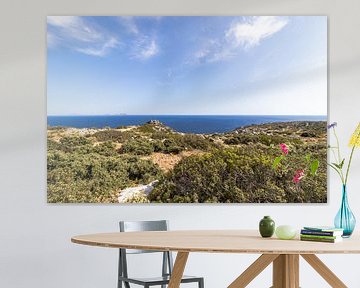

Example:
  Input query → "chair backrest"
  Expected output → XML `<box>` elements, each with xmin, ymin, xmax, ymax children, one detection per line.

<box><xmin>118</xmin><ymin>220</ymin><xmax>173</xmax><ymax>283</ymax></box>
<box><xmin>120</xmin><ymin>220</ymin><xmax>168</xmax><ymax>232</ymax></box>
<box><xmin>119</xmin><ymin>220</ymin><xmax>169</xmax><ymax>254</ymax></box>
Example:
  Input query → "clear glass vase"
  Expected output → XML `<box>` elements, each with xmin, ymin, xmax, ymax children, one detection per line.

<box><xmin>334</xmin><ymin>185</ymin><xmax>356</xmax><ymax>237</ymax></box>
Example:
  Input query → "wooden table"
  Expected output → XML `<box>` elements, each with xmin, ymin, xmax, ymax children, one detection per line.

<box><xmin>71</xmin><ymin>230</ymin><xmax>360</xmax><ymax>288</ymax></box>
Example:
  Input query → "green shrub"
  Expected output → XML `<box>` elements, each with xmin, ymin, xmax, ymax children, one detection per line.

<box><xmin>93</xmin><ymin>130</ymin><xmax>130</xmax><ymax>143</ymax></box>
<box><xmin>135</xmin><ymin>124</ymin><xmax>157</xmax><ymax>134</ymax></box>
<box><xmin>60</xmin><ymin>136</ymin><xmax>92</xmax><ymax>146</ymax></box>
<box><xmin>224</xmin><ymin>134</ymin><xmax>303</xmax><ymax>146</ymax></box>
<box><xmin>224</xmin><ymin>134</ymin><xmax>287</xmax><ymax>146</ymax></box>
<box><xmin>162</xmin><ymin>139</ymin><xmax>184</xmax><ymax>154</ymax></box>
<box><xmin>152</xmin><ymin>140</ymin><xmax>166</xmax><ymax>152</ymax></box>
<box><xmin>93</xmin><ymin>142</ymin><xmax>118</xmax><ymax>156</ymax></box>
<box><xmin>53</xmin><ymin>136</ymin><xmax>94</xmax><ymax>153</ymax></box>
<box><xmin>120</xmin><ymin>139</ymin><xmax>154</xmax><ymax>155</ymax></box>
<box><xmin>181</xmin><ymin>134</ymin><xmax>212</xmax><ymax>150</ymax></box>
<box><xmin>48</xmin><ymin>135</ymin><xmax>162</xmax><ymax>203</ymax></box>
<box><xmin>149</xmin><ymin>145</ymin><xmax>327</xmax><ymax>203</ymax></box>
<box><xmin>150</xmin><ymin>133</ymin><xmax>213</xmax><ymax>154</ymax></box>
<box><xmin>127</xmin><ymin>157</ymin><xmax>163</xmax><ymax>182</ymax></box>
<box><xmin>47</xmin><ymin>151</ymin><xmax>162</xmax><ymax>203</ymax></box>
<box><xmin>47</xmin><ymin>139</ymin><xmax>62</xmax><ymax>150</ymax></box>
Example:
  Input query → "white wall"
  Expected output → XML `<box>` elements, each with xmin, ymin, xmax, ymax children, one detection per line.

<box><xmin>1</xmin><ymin>0</ymin><xmax>360</xmax><ymax>287</ymax></box>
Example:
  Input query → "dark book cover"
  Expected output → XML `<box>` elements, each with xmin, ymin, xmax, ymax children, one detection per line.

<box><xmin>300</xmin><ymin>229</ymin><xmax>341</xmax><ymax>237</ymax></box>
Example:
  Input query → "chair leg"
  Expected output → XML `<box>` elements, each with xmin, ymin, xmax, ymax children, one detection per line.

<box><xmin>118</xmin><ymin>249</ymin><xmax>122</xmax><ymax>288</ymax></box>
<box><xmin>161</xmin><ymin>252</ymin><xmax>168</xmax><ymax>288</ymax></box>
<box><xmin>199</xmin><ymin>278</ymin><xmax>204</xmax><ymax>288</ymax></box>
<box><xmin>118</xmin><ymin>279</ymin><xmax>130</xmax><ymax>288</ymax></box>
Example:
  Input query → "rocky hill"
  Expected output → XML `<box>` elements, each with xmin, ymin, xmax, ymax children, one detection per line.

<box><xmin>47</xmin><ymin>120</ymin><xmax>327</xmax><ymax>203</ymax></box>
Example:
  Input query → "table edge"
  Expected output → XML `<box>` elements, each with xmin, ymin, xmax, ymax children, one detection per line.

<box><xmin>71</xmin><ymin>235</ymin><xmax>360</xmax><ymax>255</ymax></box>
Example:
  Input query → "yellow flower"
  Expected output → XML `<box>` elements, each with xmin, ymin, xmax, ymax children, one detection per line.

<box><xmin>349</xmin><ymin>122</ymin><xmax>360</xmax><ymax>147</ymax></box>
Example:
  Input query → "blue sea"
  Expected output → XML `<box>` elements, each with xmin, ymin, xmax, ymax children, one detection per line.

<box><xmin>47</xmin><ymin>115</ymin><xmax>327</xmax><ymax>134</ymax></box>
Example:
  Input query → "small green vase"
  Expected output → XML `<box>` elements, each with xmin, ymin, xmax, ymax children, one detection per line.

<box><xmin>259</xmin><ymin>216</ymin><xmax>275</xmax><ymax>238</ymax></box>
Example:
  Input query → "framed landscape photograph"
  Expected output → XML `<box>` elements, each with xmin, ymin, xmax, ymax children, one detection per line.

<box><xmin>47</xmin><ymin>16</ymin><xmax>327</xmax><ymax>203</ymax></box>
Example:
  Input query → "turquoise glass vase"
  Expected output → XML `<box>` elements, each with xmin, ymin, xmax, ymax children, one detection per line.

<box><xmin>334</xmin><ymin>185</ymin><xmax>356</xmax><ymax>237</ymax></box>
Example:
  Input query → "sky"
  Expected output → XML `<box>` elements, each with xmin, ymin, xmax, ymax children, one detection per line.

<box><xmin>47</xmin><ymin>16</ymin><xmax>327</xmax><ymax>116</ymax></box>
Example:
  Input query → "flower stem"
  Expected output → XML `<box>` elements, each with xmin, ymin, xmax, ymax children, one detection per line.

<box><xmin>333</xmin><ymin>127</ymin><xmax>346</xmax><ymax>183</ymax></box>
<box><xmin>330</xmin><ymin>147</ymin><xmax>339</xmax><ymax>164</ymax></box>
<box><xmin>345</xmin><ymin>145</ymin><xmax>356</xmax><ymax>185</ymax></box>
<box><xmin>333</xmin><ymin>127</ymin><xmax>342</xmax><ymax>164</ymax></box>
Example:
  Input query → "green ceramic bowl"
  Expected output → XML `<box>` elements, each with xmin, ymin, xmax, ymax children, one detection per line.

<box><xmin>275</xmin><ymin>225</ymin><xmax>297</xmax><ymax>240</ymax></box>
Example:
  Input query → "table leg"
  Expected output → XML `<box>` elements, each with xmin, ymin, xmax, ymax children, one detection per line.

<box><xmin>228</xmin><ymin>254</ymin><xmax>279</xmax><ymax>288</ymax></box>
<box><xmin>301</xmin><ymin>254</ymin><xmax>347</xmax><ymax>288</ymax></box>
<box><xmin>168</xmin><ymin>252</ymin><xmax>189</xmax><ymax>288</ymax></box>
<box><xmin>272</xmin><ymin>254</ymin><xmax>299</xmax><ymax>288</ymax></box>
<box><xmin>228</xmin><ymin>253</ymin><xmax>348</xmax><ymax>288</ymax></box>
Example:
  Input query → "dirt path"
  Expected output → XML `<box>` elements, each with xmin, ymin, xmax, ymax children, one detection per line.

<box><xmin>142</xmin><ymin>150</ymin><xmax>205</xmax><ymax>171</ymax></box>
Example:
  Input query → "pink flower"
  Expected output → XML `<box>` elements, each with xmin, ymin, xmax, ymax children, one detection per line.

<box><xmin>293</xmin><ymin>170</ymin><xmax>305</xmax><ymax>184</ymax></box>
<box><xmin>279</xmin><ymin>143</ymin><xmax>289</xmax><ymax>155</ymax></box>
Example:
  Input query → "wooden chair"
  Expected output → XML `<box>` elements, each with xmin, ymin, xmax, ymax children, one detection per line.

<box><xmin>118</xmin><ymin>220</ymin><xmax>204</xmax><ymax>288</ymax></box>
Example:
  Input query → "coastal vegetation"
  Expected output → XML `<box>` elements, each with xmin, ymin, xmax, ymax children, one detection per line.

<box><xmin>47</xmin><ymin>121</ymin><xmax>327</xmax><ymax>203</ymax></box>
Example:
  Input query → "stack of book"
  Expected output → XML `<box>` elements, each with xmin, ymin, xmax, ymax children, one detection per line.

<box><xmin>300</xmin><ymin>226</ymin><xmax>344</xmax><ymax>243</ymax></box>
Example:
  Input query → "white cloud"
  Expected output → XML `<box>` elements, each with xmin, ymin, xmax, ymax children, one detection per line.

<box><xmin>190</xmin><ymin>39</ymin><xmax>232</xmax><ymax>64</ymax></box>
<box><xmin>76</xmin><ymin>37</ymin><xmax>119</xmax><ymax>57</ymax></box>
<box><xmin>192</xmin><ymin>40</ymin><xmax>216</xmax><ymax>63</ymax></box>
<box><xmin>189</xmin><ymin>16</ymin><xmax>288</xmax><ymax>65</ymax></box>
<box><xmin>132</xmin><ymin>37</ymin><xmax>159</xmax><ymax>60</ymax></box>
<box><xmin>118</xmin><ymin>16</ymin><xmax>162</xmax><ymax>35</ymax></box>
<box><xmin>47</xmin><ymin>16</ymin><xmax>102</xmax><ymax>42</ymax></box>
<box><xmin>117</xmin><ymin>16</ymin><xmax>160</xmax><ymax>61</ymax></box>
<box><xmin>207</xmin><ymin>48</ymin><xmax>235</xmax><ymax>63</ymax></box>
<box><xmin>226</xmin><ymin>16</ymin><xmax>288</xmax><ymax>50</ymax></box>
<box><xmin>141</xmin><ymin>40</ymin><xmax>159</xmax><ymax>58</ymax></box>
<box><xmin>118</xmin><ymin>16</ymin><xmax>139</xmax><ymax>35</ymax></box>
<box><xmin>47</xmin><ymin>16</ymin><xmax>119</xmax><ymax>57</ymax></box>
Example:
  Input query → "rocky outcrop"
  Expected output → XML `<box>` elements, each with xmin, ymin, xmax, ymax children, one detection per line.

<box><xmin>146</xmin><ymin>120</ymin><xmax>162</xmax><ymax>125</ymax></box>
<box><xmin>145</xmin><ymin>120</ymin><xmax>175</xmax><ymax>132</ymax></box>
<box><xmin>118</xmin><ymin>180</ymin><xmax>159</xmax><ymax>203</ymax></box>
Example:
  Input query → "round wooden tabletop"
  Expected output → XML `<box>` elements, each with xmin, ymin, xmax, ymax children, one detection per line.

<box><xmin>71</xmin><ymin>230</ymin><xmax>360</xmax><ymax>254</ymax></box>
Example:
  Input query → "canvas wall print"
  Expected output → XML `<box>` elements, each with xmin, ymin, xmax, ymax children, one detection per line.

<box><xmin>47</xmin><ymin>16</ymin><xmax>327</xmax><ymax>203</ymax></box>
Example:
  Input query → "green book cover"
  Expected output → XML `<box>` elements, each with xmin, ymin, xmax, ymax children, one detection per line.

<box><xmin>300</xmin><ymin>234</ymin><xmax>338</xmax><ymax>240</ymax></box>
<box><xmin>300</xmin><ymin>236</ymin><xmax>342</xmax><ymax>243</ymax></box>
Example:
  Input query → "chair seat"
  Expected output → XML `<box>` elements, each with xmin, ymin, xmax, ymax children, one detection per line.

<box><xmin>119</xmin><ymin>274</ymin><xmax>203</xmax><ymax>285</ymax></box>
